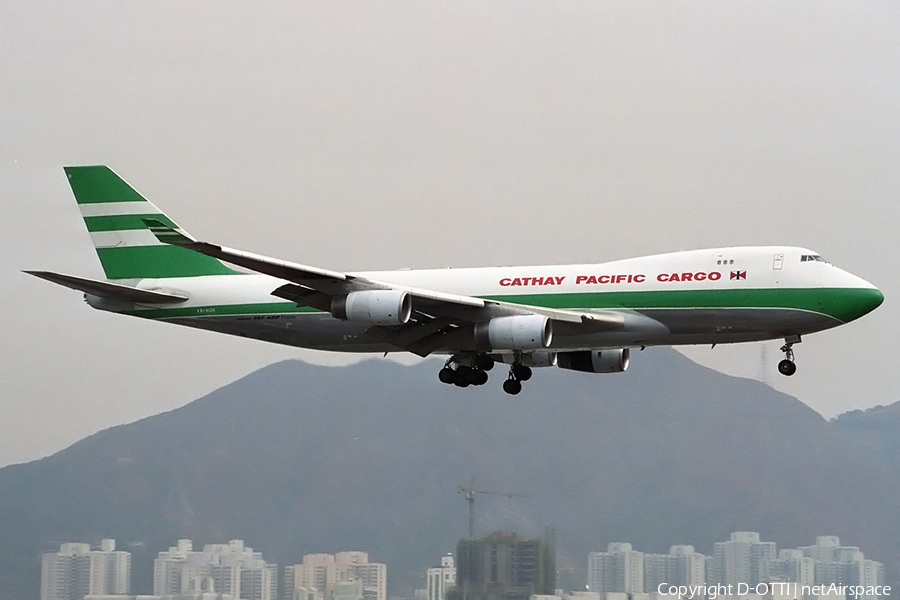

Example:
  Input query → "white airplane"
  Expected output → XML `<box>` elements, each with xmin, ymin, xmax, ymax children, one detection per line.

<box><xmin>27</xmin><ymin>166</ymin><xmax>884</xmax><ymax>394</ymax></box>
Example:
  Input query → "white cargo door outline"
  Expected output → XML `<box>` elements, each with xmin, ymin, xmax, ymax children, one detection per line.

<box><xmin>773</xmin><ymin>253</ymin><xmax>784</xmax><ymax>270</ymax></box>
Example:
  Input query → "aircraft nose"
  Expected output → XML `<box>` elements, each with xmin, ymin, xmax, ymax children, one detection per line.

<box><xmin>837</xmin><ymin>285</ymin><xmax>884</xmax><ymax>322</ymax></box>
<box><xmin>863</xmin><ymin>286</ymin><xmax>884</xmax><ymax>313</ymax></box>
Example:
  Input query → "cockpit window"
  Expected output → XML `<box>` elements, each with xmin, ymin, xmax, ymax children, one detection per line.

<box><xmin>800</xmin><ymin>254</ymin><xmax>826</xmax><ymax>263</ymax></box>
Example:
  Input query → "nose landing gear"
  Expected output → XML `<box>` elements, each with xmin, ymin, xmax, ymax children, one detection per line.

<box><xmin>778</xmin><ymin>335</ymin><xmax>800</xmax><ymax>376</ymax></box>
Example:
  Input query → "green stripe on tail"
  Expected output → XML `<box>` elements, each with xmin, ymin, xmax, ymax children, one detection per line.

<box><xmin>65</xmin><ymin>165</ymin><xmax>146</xmax><ymax>204</ymax></box>
<box><xmin>95</xmin><ymin>246</ymin><xmax>238</xmax><ymax>279</ymax></box>
<box><xmin>65</xmin><ymin>165</ymin><xmax>241</xmax><ymax>280</ymax></box>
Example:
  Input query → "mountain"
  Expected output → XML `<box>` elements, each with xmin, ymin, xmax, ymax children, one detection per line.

<box><xmin>833</xmin><ymin>402</ymin><xmax>900</xmax><ymax>470</ymax></box>
<box><xmin>1</xmin><ymin>349</ymin><xmax>898</xmax><ymax>599</ymax></box>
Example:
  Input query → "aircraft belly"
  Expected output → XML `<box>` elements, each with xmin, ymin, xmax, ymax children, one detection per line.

<box><xmin>547</xmin><ymin>307</ymin><xmax>840</xmax><ymax>351</ymax></box>
<box><xmin>162</xmin><ymin>306</ymin><xmax>841</xmax><ymax>355</ymax></box>
<box><xmin>639</xmin><ymin>307</ymin><xmax>840</xmax><ymax>336</ymax></box>
<box><xmin>165</xmin><ymin>313</ymin><xmax>397</xmax><ymax>353</ymax></box>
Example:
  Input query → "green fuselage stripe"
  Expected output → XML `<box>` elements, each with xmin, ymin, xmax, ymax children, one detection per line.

<box><xmin>97</xmin><ymin>246</ymin><xmax>241</xmax><ymax>279</ymax></box>
<box><xmin>121</xmin><ymin>286</ymin><xmax>876</xmax><ymax>324</ymax></box>
<box><xmin>125</xmin><ymin>302</ymin><xmax>316</xmax><ymax>318</ymax></box>
<box><xmin>84</xmin><ymin>214</ymin><xmax>178</xmax><ymax>232</ymax></box>
<box><xmin>482</xmin><ymin>287</ymin><xmax>877</xmax><ymax>323</ymax></box>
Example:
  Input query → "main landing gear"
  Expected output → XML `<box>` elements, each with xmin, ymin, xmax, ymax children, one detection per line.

<box><xmin>438</xmin><ymin>354</ymin><xmax>533</xmax><ymax>395</ymax></box>
<box><xmin>438</xmin><ymin>354</ymin><xmax>495</xmax><ymax>388</ymax></box>
<box><xmin>502</xmin><ymin>363</ymin><xmax>532</xmax><ymax>396</ymax></box>
<box><xmin>777</xmin><ymin>335</ymin><xmax>800</xmax><ymax>376</ymax></box>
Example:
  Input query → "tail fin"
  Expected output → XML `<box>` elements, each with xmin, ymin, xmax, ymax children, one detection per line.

<box><xmin>65</xmin><ymin>166</ymin><xmax>239</xmax><ymax>280</ymax></box>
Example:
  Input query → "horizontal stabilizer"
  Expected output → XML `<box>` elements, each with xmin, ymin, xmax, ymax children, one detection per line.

<box><xmin>23</xmin><ymin>271</ymin><xmax>188</xmax><ymax>304</ymax></box>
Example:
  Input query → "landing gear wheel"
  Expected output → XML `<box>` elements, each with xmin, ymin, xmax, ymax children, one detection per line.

<box><xmin>778</xmin><ymin>359</ymin><xmax>797</xmax><ymax>376</ymax></box>
<box><xmin>441</xmin><ymin>356</ymin><xmax>489</xmax><ymax>390</ymax></box>
<box><xmin>475</xmin><ymin>355</ymin><xmax>495</xmax><ymax>371</ymax></box>
<box><xmin>438</xmin><ymin>367</ymin><xmax>455</xmax><ymax>384</ymax></box>
<box><xmin>453</xmin><ymin>368</ymin><xmax>471</xmax><ymax>387</ymax></box>
<box><xmin>778</xmin><ymin>336</ymin><xmax>800</xmax><ymax>377</ymax></box>
<box><xmin>503</xmin><ymin>378</ymin><xmax>522</xmax><ymax>395</ymax></box>
<box><xmin>462</xmin><ymin>366</ymin><xmax>482</xmax><ymax>385</ymax></box>
<box><xmin>511</xmin><ymin>364</ymin><xmax>532</xmax><ymax>381</ymax></box>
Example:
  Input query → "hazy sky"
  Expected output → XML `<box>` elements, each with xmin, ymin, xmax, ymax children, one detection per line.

<box><xmin>1</xmin><ymin>2</ymin><xmax>898</xmax><ymax>468</ymax></box>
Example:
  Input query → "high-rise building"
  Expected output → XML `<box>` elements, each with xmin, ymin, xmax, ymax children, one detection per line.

<box><xmin>798</xmin><ymin>537</ymin><xmax>885</xmax><ymax>599</ymax></box>
<box><xmin>451</xmin><ymin>531</ymin><xmax>555</xmax><ymax>600</ymax></box>
<box><xmin>284</xmin><ymin>552</ymin><xmax>386</xmax><ymax>600</ymax></box>
<box><xmin>41</xmin><ymin>539</ymin><xmax>131</xmax><ymax>600</ymax></box>
<box><xmin>339</xmin><ymin>553</ymin><xmax>386</xmax><ymax>600</ymax></box>
<box><xmin>766</xmin><ymin>549</ymin><xmax>815</xmax><ymax>587</ymax></box>
<box><xmin>712</xmin><ymin>532</ymin><xmax>774</xmax><ymax>586</ymax></box>
<box><xmin>670</xmin><ymin>545</ymin><xmax>706</xmax><ymax>588</ymax></box>
<box><xmin>153</xmin><ymin>539</ymin><xmax>276</xmax><ymax>600</ymax></box>
<box><xmin>427</xmin><ymin>555</ymin><xmax>456</xmax><ymax>600</ymax></box>
<box><xmin>642</xmin><ymin>545</ymin><xmax>707</xmax><ymax>592</ymax></box>
<box><xmin>861</xmin><ymin>560</ymin><xmax>886</xmax><ymax>599</ymax></box>
<box><xmin>285</xmin><ymin>554</ymin><xmax>335</xmax><ymax>600</ymax></box>
<box><xmin>642</xmin><ymin>553</ymin><xmax>671</xmax><ymax>592</ymax></box>
<box><xmin>155</xmin><ymin>540</ymin><xmax>196</xmax><ymax>596</ymax></box>
<box><xmin>588</xmin><ymin>543</ymin><xmax>643</xmax><ymax>594</ymax></box>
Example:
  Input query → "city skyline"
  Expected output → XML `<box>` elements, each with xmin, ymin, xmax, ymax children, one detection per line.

<box><xmin>38</xmin><ymin>529</ymin><xmax>889</xmax><ymax>600</ymax></box>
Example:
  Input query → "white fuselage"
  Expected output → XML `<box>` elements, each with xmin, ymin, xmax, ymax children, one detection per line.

<box><xmin>100</xmin><ymin>246</ymin><xmax>881</xmax><ymax>357</ymax></box>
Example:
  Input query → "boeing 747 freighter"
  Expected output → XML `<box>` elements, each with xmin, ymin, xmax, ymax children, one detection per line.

<box><xmin>27</xmin><ymin>166</ymin><xmax>884</xmax><ymax>394</ymax></box>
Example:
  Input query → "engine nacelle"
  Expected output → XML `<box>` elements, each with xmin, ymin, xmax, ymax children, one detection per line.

<box><xmin>475</xmin><ymin>315</ymin><xmax>552</xmax><ymax>350</ymax></box>
<box><xmin>331</xmin><ymin>290</ymin><xmax>412</xmax><ymax>326</ymax></box>
<box><xmin>557</xmin><ymin>349</ymin><xmax>630</xmax><ymax>373</ymax></box>
<box><xmin>522</xmin><ymin>351</ymin><xmax>557</xmax><ymax>368</ymax></box>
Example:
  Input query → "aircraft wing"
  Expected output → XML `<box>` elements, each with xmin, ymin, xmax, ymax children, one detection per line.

<box><xmin>144</xmin><ymin>219</ymin><xmax>624</xmax><ymax>355</ymax></box>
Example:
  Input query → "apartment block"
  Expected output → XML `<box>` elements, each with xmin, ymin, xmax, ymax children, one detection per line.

<box><xmin>426</xmin><ymin>555</ymin><xmax>456</xmax><ymax>600</ymax></box>
<box><xmin>587</xmin><ymin>543</ymin><xmax>643</xmax><ymax>594</ymax></box>
<box><xmin>42</xmin><ymin>539</ymin><xmax>131</xmax><ymax>600</ymax></box>
<box><xmin>153</xmin><ymin>539</ymin><xmax>276</xmax><ymax>600</ymax></box>
<box><xmin>284</xmin><ymin>552</ymin><xmax>386</xmax><ymax>600</ymax></box>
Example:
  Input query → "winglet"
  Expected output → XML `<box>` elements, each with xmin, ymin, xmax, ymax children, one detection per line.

<box><xmin>141</xmin><ymin>218</ymin><xmax>197</xmax><ymax>246</ymax></box>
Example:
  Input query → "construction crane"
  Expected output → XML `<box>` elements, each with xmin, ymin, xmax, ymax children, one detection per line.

<box><xmin>456</xmin><ymin>477</ymin><xmax>530</xmax><ymax>538</ymax></box>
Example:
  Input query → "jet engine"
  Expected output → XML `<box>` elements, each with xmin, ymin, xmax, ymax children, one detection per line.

<box><xmin>557</xmin><ymin>348</ymin><xmax>630</xmax><ymax>373</ymax></box>
<box><xmin>474</xmin><ymin>315</ymin><xmax>552</xmax><ymax>350</ymax></box>
<box><xmin>522</xmin><ymin>351</ymin><xmax>558</xmax><ymax>367</ymax></box>
<box><xmin>331</xmin><ymin>290</ymin><xmax>412</xmax><ymax>326</ymax></box>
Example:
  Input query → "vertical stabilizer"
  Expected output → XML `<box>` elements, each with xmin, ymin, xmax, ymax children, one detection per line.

<box><xmin>65</xmin><ymin>166</ymin><xmax>239</xmax><ymax>280</ymax></box>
